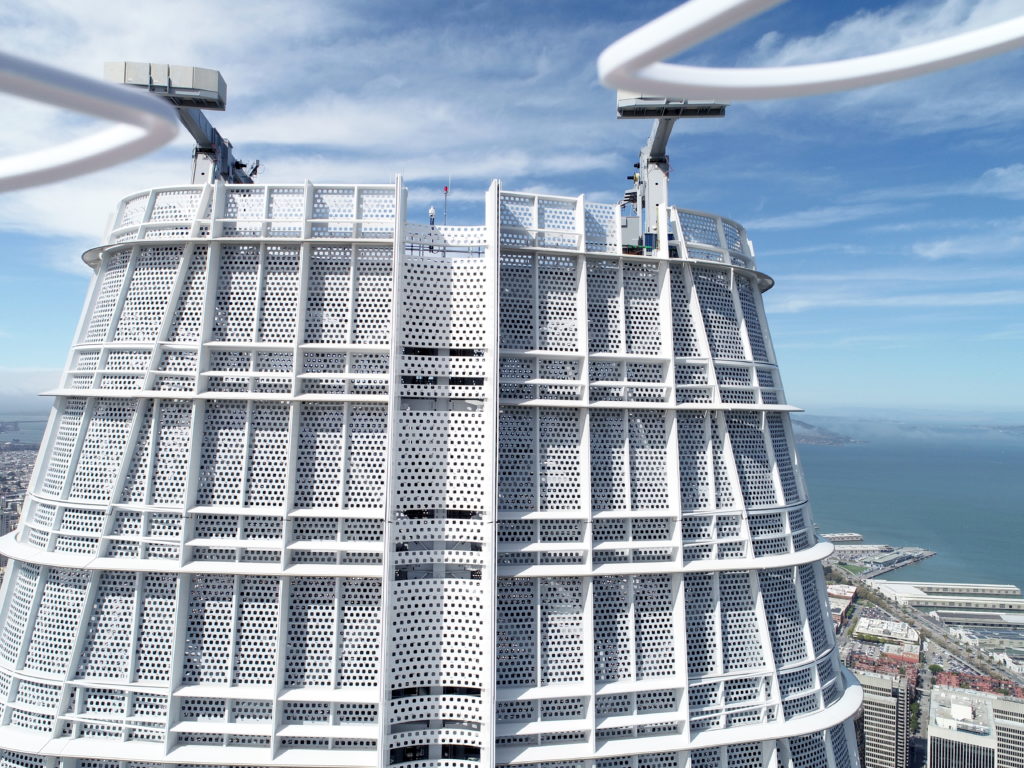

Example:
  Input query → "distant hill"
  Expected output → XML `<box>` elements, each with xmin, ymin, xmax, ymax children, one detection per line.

<box><xmin>790</xmin><ymin>419</ymin><xmax>861</xmax><ymax>446</ymax></box>
<box><xmin>796</xmin><ymin>414</ymin><xmax>1024</xmax><ymax>445</ymax></box>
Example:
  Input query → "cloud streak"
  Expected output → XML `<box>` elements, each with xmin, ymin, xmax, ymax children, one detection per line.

<box><xmin>743</xmin><ymin>0</ymin><xmax>1024</xmax><ymax>136</ymax></box>
<box><xmin>747</xmin><ymin>160</ymin><xmax>1024</xmax><ymax>239</ymax></box>
<box><xmin>745</xmin><ymin>203</ymin><xmax>897</xmax><ymax>230</ymax></box>
<box><xmin>773</xmin><ymin>264</ymin><xmax>1024</xmax><ymax>284</ymax></box>
<box><xmin>912</xmin><ymin>231</ymin><xmax>1024</xmax><ymax>260</ymax></box>
<box><xmin>768</xmin><ymin>289</ymin><xmax>1024</xmax><ymax>314</ymax></box>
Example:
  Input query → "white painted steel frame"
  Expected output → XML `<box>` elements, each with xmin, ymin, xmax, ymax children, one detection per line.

<box><xmin>0</xmin><ymin>180</ymin><xmax>858</xmax><ymax>768</ymax></box>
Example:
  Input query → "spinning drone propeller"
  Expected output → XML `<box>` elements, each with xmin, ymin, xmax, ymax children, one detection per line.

<box><xmin>598</xmin><ymin>0</ymin><xmax>1024</xmax><ymax>100</ymax></box>
<box><xmin>0</xmin><ymin>51</ymin><xmax>178</xmax><ymax>192</ymax></box>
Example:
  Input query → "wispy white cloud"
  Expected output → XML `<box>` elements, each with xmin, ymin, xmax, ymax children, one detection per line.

<box><xmin>773</xmin><ymin>264</ymin><xmax>1024</xmax><ymax>284</ymax></box>
<box><xmin>844</xmin><ymin>163</ymin><xmax>1024</xmax><ymax>206</ymax></box>
<box><xmin>749</xmin><ymin>0</ymin><xmax>1023</xmax><ymax>66</ymax></box>
<box><xmin>745</xmin><ymin>203</ymin><xmax>897</xmax><ymax>230</ymax></box>
<box><xmin>0</xmin><ymin>368</ymin><xmax>61</xmax><ymax>396</ymax></box>
<box><xmin>768</xmin><ymin>288</ymin><xmax>1024</xmax><ymax>313</ymax></box>
<box><xmin>743</xmin><ymin>0</ymin><xmax>1024</xmax><ymax>135</ymax></box>
<box><xmin>774</xmin><ymin>333</ymin><xmax>919</xmax><ymax>350</ymax></box>
<box><xmin>0</xmin><ymin>0</ymin><xmax>627</xmax><ymax>244</ymax></box>
<box><xmin>755</xmin><ymin>242</ymin><xmax>870</xmax><ymax>257</ymax></box>
<box><xmin>0</xmin><ymin>156</ymin><xmax>184</xmax><ymax>255</ymax></box>
<box><xmin>750</xmin><ymin>160</ymin><xmax>1024</xmax><ymax>238</ymax></box>
<box><xmin>912</xmin><ymin>231</ymin><xmax>1024</xmax><ymax>260</ymax></box>
<box><xmin>970</xmin><ymin>163</ymin><xmax>1024</xmax><ymax>199</ymax></box>
<box><xmin>865</xmin><ymin>217</ymin><xmax>982</xmax><ymax>234</ymax></box>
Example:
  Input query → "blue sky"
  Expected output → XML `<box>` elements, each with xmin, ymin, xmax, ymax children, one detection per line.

<box><xmin>1</xmin><ymin>0</ymin><xmax>1022</xmax><ymax>419</ymax></box>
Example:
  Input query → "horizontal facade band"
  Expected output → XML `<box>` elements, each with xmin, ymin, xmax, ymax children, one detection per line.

<box><xmin>81</xmin><ymin>240</ymin><xmax>773</xmax><ymax>289</ymax></box>
<box><xmin>496</xmin><ymin>669</ymin><xmax>861</xmax><ymax>764</ymax></box>
<box><xmin>0</xmin><ymin>676</ymin><xmax>383</xmax><ymax>703</ymax></box>
<box><xmin>0</xmin><ymin>672</ymin><xmax>379</xmax><ymax>704</ymax></box>
<box><xmin>38</xmin><ymin>388</ymin><xmax>801</xmax><ymax>411</ymax></box>
<box><xmin>498</xmin><ymin>400</ymin><xmax>800</xmax><ymax>412</ymax></box>
<box><xmin>497</xmin><ymin>541</ymin><xmax>832</xmax><ymax>577</ymax></box>
<box><xmin>80</xmin><ymin>234</ymin><xmax>770</xmax><ymax>287</ymax></box>
<box><xmin>20</xmin><ymin>495</ymin><xmax>391</xmax><ymax>517</ymax></box>
<box><xmin>0</xmin><ymin>533</ymin><xmax>832</xmax><ymax>576</ymax></box>
<box><xmin>0</xmin><ymin>672</ymin><xmax>860</xmax><ymax>768</ymax></box>
<box><xmin>59</xmin><ymin>350</ymin><xmax>779</xmax><ymax>364</ymax></box>
<box><xmin>0</xmin><ymin>534</ymin><xmax>383</xmax><ymax>577</ymax></box>
<box><xmin>18</xmin><ymin>493</ymin><xmax>813</xmax><ymax>518</ymax></box>
<box><xmin>494</xmin><ymin>645</ymin><xmax>836</xmax><ymax>701</ymax></box>
<box><xmin>42</xmin><ymin>388</ymin><xmax>392</xmax><ymax>403</ymax></box>
<box><xmin>0</xmin><ymin>729</ymin><xmax>377</xmax><ymax>767</ymax></box>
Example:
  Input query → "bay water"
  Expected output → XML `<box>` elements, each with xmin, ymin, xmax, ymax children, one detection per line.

<box><xmin>799</xmin><ymin>428</ymin><xmax>1024</xmax><ymax>592</ymax></box>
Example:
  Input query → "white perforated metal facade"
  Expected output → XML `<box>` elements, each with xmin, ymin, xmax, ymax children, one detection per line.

<box><xmin>0</xmin><ymin>179</ymin><xmax>860</xmax><ymax>768</ymax></box>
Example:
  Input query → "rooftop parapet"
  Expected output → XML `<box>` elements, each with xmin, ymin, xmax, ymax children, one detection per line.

<box><xmin>673</xmin><ymin>207</ymin><xmax>755</xmax><ymax>269</ymax></box>
<box><xmin>93</xmin><ymin>183</ymin><xmax>760</xmax><ymax>273</ymax></box>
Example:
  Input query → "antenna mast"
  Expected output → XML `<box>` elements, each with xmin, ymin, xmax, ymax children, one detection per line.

<box><xmin>443</xmin><ymin>178</ymin><xmax>450</xmax><ymax>225</ymax></box>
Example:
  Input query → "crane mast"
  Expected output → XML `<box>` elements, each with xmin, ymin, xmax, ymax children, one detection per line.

<box><xmin>104</xmin><ymin>61</ymin><xmax>255</xmax><ymax>184</ymax></box>
<box><xmin>617</xmin><ymin>92</ymin><xmax>727</xmax><ymax>251</ymax></box>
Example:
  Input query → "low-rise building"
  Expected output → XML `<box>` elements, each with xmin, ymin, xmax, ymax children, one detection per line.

<box><xmin>871</xmin><ymin>580</ymin><xmax>1024</xmax><ymax>613</ymax></box>
<box><xmin>829</xmin><ymin>584</ymin><xmax>857</xmax><ymax>599</ymax></box>
<box><xmin>994</xmin><ymin>649</ymin><xmax>1024</xmax><ymax>676</ymax></box>
<box><xmin>823</xmin><ymin>532</ymin><xmax>865</xmax><ymax>543</ymax></box>
<box><xmin>881</xmin><ymin>642</ymin><xmax>920</xmax><ymax>664</ymax></box>
<box><xmin>934</xmin><ymin>611</ymin><xmax>1024</xmax><ymax>630</ymax></box>
<box><xmin>828</xmin><ymin>585</ymin><xmax>856</xmax><ymax>630</ymax></box>
<box><xmin>854</xmin><ymin>617</ymin><xmax>921</xmax><ymax>644</ymax></box>
<box><xmin>834</xmin><ymin>544</ymin><xmax>893</xmax><ymax>558</ymax></box>
<box><xmin>830</xmin><ymin>595</ymin><xmax>854</xmax><ymax>629</ymax></box>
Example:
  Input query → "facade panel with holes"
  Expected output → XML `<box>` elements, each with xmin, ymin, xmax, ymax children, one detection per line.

<box><xmin>0</xmin><ymin>180</ymin><xmax>859</xmax><ymax>768</ymax></box>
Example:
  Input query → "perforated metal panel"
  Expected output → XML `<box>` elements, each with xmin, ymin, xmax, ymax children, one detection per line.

<box><xmin>0</xmin><ymin>182</ymin><xmax>857</xmax><ymax>768</ymax></box>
